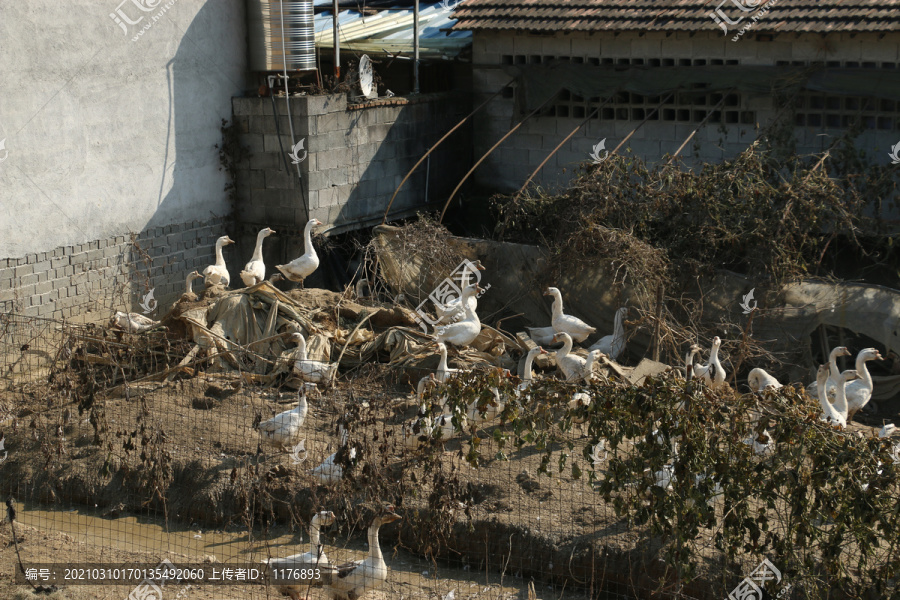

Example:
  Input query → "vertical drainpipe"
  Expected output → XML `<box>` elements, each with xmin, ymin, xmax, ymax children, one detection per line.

<box><xmin>333</xmin><ymin>0</ymin><xmax>340</xmax><ymax>79</ymax></box>
<box><xmin>413</xmin><ymin>0</ymin><xmax>420</xmax><ymax>94</ymax></box>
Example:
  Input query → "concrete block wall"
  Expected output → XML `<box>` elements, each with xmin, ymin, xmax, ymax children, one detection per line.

<box><xmin>231</xmin><ymin>92</ymin><xmax>471</xmax><ymax>271</ymax></box>
<box><xmin>471</xmin><ymin>30</ymin><xmax>900</xmax><ymax>193</ymax></box>
<box><xmin>0</xmin><ymin>218</ymin><xmax>227</xmax><ymax>321</ymax></box>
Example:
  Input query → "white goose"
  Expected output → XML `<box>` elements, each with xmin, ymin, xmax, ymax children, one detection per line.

<box><xmin>684</xmin><ymin>344</ymin><xmax>701</xmax><ymax>381</ymax></box>
<box><xmin>747</xmin><ymin>368</ymin><xmax>782</xmax><ymax>392</ymax></box>
<box><xmin>588</xmin><ymin>307</ymin><xmax>628</xmax><ymax>361</ymax></box>
<box><xmin>692</xmin><ymin>336</ymin><xmax>726</xmax><ymax>389</ymax></box>
<box><xmin>582</xmin><ymin>349</ymin><xmax>602</xmax><ymax>383</ymax></box>
<box><xmin>276</xmin><ymin>218</ymin><xmax>323</xmax><ymax>287</ymax></box>
<box><xmin>431</xmin><ymin>408</ymin><xmax>467</xmax><ymax>441</ymax></box>
<box><xmin>435</xmin><ymin>342</ymin><xmax>461</xmax><ymax>384</ymax></box>
<box><xmin>568</xmin><ymin>351</ymin><xmax>601</xmax><ymax>422</ymax></box>
<box><xmin>203</xmin><ymin>235</ymin><xmax>235</xmax><ymax>287</ymax></box>
<box><xmin>816</xmin><ymin>364</ymin><xmax>846</xmax><ymax>428</ymax></box>
<box><xmin>544</xmin><ymin>287</ymin><xmax>596</xmax><ymax>343</ymax></box>
<box><xmin>264</xmin><ymin>508</ymin><xmax>335</xmax><ymax>567</ymax></box>
<box><xmin>518</xmin><ymin>346</ymin><xmax>547</xmax><ymax>392</ymax></box>
<box><xmin>466</xmin><ymin>368</ymin><xmax>509</xmax><ymax>425</ymax></box>
<box><xmin>312</xmin><ymin>424</ymin><xmax>354</xmax><ymax>484</ymax></box>
<box><xmin>808</xmin><ymin>346</ymin><xmax>851</xmax><ymax>401</ymax></box>
<box><xmin>290</xmin><ymin>333</ymin><xmax>338</xmax><ymax>384</ymax></box>
<box><xmin>845</xmin><ymin>348</ymin><xmax>883</xmax><ymax>421</ymax></box>
<box><xmin>240</xmin><ymin>227</ymin><xmax>276</xmax><ymax>287</ymax></box>
<box><xmin>328</xmin><ymin>508</ymin><xmax>401</xmax><ymax>600</ymax></box>
<box><xmin>435</xmin><ymin>284</ymin><xmax>482</xmax><ymax>347</ymax></box>
<box><xmin>181</xmin><ymin>270</ymin><xmax>202</xmax><ymax>303</ymax></box>
<box><xmin>401</xmin><ymin>404</ymin><xmax>433</xmax><ymax>450</ymax></box>
<box><xmin>257</xmin><ymin>391</ymin><xmax>309</xmax><ymax>452</ymax></box>
<box><xmin>110</xmin><ymin>311</ymin><xmax>160</xmax><ymax>334</ymax></box>
<box><xmin>263</xmin><ymin>510</ymin><xmax>336</xmax><ymax>600</ymax></box>
<box><xmin>551</xmin><ymin>332</ymin><xmax>587</xmax><ymax>382</ymax></box>
<box><xmin>832</xmin><ymin>369</ymin><xmax>859</xmax><ymax>426</ymax></box>
<box><xmin>525</xmin><ymin>326</ymin><xmax>557</xmax><ymax>346</ymax></box>
<box><xmin>435</xmin><ymin>260</ymin><xmax>485</xmax><ymax>324</ymax></box>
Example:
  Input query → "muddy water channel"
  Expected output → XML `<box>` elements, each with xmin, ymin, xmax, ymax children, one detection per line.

<box><xmin>17</xmin><ymin>504</ymin><xmax>605</xmax><ymax>600</ymax></box>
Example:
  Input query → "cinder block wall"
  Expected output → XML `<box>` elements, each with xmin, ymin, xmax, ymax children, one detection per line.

<box><xmin>231</xmin><ymin>92</ymin><xmax>471</xmax><ymax>276</ymax></box>
<box><xmin>471</xmin><ymin>30</ymin><xmax>900</xmax><ymax>193</ymax></box>
<box><xmin>0</xmin><ymin>218</ymin><xmax>228</xmax><ymax>321</ymax></box>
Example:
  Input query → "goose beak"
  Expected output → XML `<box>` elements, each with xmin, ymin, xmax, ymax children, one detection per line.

<box><xmin>475</xmin><ymin>261</ymin><xmax>486</xmax><ymax>271</ymax></box>
<box><xmin>382</xmin><ymin>512</ymin><xmax>402</xmax><ymax>523</ymax></box>
<box><xmin>875</xmin><ymin>351</ymin><xmax>884</xmax><ymax>360</ymax></box>
<box><xmin>539</xmin><ymin>348</ymin><xmax>547</xmax><ymax>354</ymax></box>
<box><xmin>543</xmin><ymin>289</ymin><xmax>551</xmax><ymax>296</ymax></box>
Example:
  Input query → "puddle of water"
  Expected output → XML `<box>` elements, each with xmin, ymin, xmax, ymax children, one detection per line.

<box><xmin>17</xmin><ymin>504</ymin><xmax>606</xmax><ymax>600</ymax></box>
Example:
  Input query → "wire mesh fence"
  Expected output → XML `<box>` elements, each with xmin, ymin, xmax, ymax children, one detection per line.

<box><xmin>0</xmin><ymin>309</ymin><xmax>898</xmax><ymax>600</ymax></box>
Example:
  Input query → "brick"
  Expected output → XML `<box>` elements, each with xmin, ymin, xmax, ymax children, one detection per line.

<box><xmin>263</xmin><ymin>134</ymin><xmax>294</xmax><ymax>153</ymax></box>
<box><xmin>14</xmin><ymin>264</ymin><xmax>33</xmax><ymax>278</ymax></box>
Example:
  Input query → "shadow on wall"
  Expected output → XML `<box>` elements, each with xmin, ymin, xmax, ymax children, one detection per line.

<box><xmin>127</xmin><ymin>0</ymin><xmax>248</xmax><ymax>312</ymax></box>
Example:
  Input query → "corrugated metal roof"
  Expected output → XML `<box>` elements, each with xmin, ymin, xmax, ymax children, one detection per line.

<box><xmin>314</xmin><ymin>1</ymin><xmax>472</xmax><ymax>59</ymax></box>
<box><xmin>449</xmin><ymin>0</ymin><xmax>900</xmax><ymax>34</ymax></box>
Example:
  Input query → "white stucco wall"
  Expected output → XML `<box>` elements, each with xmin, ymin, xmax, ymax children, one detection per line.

<box><xmin>0</xmin><ymin>0</ymin><xmax>248</xmax><ymax>259</ymax></box>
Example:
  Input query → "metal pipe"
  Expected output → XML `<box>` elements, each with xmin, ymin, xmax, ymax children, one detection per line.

<box><xmin>668</xmin><ymin>88</ymin><xmax>735</xmax><ymax>163</ymax></box>
<box><xmin>439</xmin><ymin>91</ymin><xmax>559</xmax><ymax>224</ymax></box>
<box><xmin>381</xmin><ymin>83</ymin><xmax>511</xmax><ymax>224</ymax></box>
<box><xmin>425</xmin><ymin>154</ymin><xmax>430</xmax><ymax>203</ymax></box>
<box><xmin>512</xmin><ymin>90</ymin><xmax>620</xmax><ymax>203</ymax></box>
<box><xmin>333</xmin><ymin>0</ymin><xmax>340</xmax><ymax>79</ymax></box>
<box><xmin>413</xmin><ymin>0</ymin><xmax>420</xmax><ymax>94</ymax></box>
<box><xmin>610</xmin><ymin>91</ymin><xmax>675</xmax><ymax>155</ymax></box>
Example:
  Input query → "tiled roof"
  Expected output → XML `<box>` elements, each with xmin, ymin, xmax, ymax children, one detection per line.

<box><xmin>449</xmin><ymin>0</ymin><xmax>900</xmax><ymax>33</ymax></box>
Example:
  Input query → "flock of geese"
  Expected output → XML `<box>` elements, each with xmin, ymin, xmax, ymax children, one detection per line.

<box><xmin>122</xmin><ymin>218</ymin><xmax>895</xmax><ymax>599</ymax></box>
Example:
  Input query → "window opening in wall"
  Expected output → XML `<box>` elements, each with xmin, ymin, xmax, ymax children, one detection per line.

<box><xmin>791</xmin><ymin>92</ymin><xmax>899</xmax><ymax>131</ymax></box>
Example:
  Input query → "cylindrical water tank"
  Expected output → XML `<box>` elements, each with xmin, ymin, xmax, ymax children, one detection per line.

<box><xmin>248</xmin><ymin>0</ymin><xmax>316</xmax><ymax>72</ymax></box>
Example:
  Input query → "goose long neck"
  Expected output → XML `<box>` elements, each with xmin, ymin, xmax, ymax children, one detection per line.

<box><xmin>551</xmin><ymin>292</ymin><xmax>563</xmax><ymax>318</ymax></box>
<box><xmin>710</xmin><ymin>344</ymin><xmax>721</xmax><ymax>366</ymax></box>
<box><xmin>367</xmin><ymin>522</ymin><xmax>383</xmax><ymax>561</ymax></box>
<box><xmin>855</xmin><ymin>353</ymin><xmax>874</xmax><ymax>389</ymax></box>
<box><xmin>438</xmin><ymin>346</ymin><xmax>448</xmax><ymax>371</ymax></box>
<box><xmin>613</xmin><ymin>310</ymin><xmax>625</xmax><ymax>339</ymax></box>
<box><xmin>309</xmin><ymin>516</ymin><xmax>322</xmax><ymax>553</ymax></box>
<box><xmin>522</xmin><ymin>351</ymin><xmax>538</xmax><ymax>381</ymax></box>
<box><xmin>833</xmin><ymin>379</ymin><xmax>849</xmax><ymax>417</ymax></box>
<box><xmin>303</xmin><ymin>221</ymin><xmax>316</xmax><ymax>257</ymax></box>
<box><xmin>828</xmin><ymin>349</ymin><xmax>842</xmax><ymax>380</ymax></box>
<box><xmin>215</xmin><ymin>239</ymin><xmax>226</xmax><ymax>266</ymax></box>
<box><xmin>461</xmin><ymin>288</ymin><xmax>479</xmax><ymax>322</ymax></box>
<box><xmin>296</xmin><ymin>338</ymin><xmax>308</xmax><ymax>361</ymax></box>
<box><xmin>252</xmin><ymin>231</ymin><xmax>266</xmax><ymax>261</ymax></box>
<box><xmin>558</xmin><ymin>335</ymin><xmax>573</xmax><ymax>357</ymax></box>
